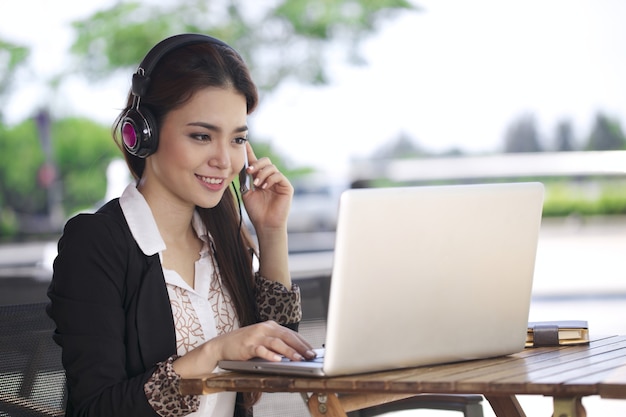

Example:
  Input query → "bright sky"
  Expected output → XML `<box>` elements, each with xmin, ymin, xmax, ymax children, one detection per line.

<box><xmin>2</xmin><ymin>0</ymin><xmax>626</xmax><ymax>177</ymax></box>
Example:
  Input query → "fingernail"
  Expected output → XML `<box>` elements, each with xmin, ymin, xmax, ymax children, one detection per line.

<box><xmin>253</xmin><ymin>178</ymin><xmax>260</xmax><ymax>186</ymax></box>
<box><xmin>306</xmin><ymin>350</ymin><xmax>316</xmax><ymax>358</ymax></box>
<box><xmin>294</xmin><ymin>353</ymin><xmax>304</xmax><ymax>361</ymax></box>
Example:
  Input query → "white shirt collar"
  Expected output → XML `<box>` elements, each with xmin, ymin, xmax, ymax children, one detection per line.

<box><xmin>119</xmin><ymin>183</ymin><xmax>210</xmax><ymax>256</ymax></box>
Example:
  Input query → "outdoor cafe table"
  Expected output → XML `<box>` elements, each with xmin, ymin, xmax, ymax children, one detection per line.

<box><xmin>180</xmin><ymin>335</ymin><xmax>626</xmax><ymax>417</ymax></box>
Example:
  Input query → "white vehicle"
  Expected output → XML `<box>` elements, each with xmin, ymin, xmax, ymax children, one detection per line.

<box><xmin>287</xmin><ymin>176</ymin><xmax>345</xmax><ymax>233</ymax></box>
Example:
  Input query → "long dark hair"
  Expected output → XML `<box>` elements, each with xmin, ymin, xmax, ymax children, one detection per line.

<box><xmin>113</xmin><ymin>40</ymin><xmax>261</xmax><ymax>336</ymax></box>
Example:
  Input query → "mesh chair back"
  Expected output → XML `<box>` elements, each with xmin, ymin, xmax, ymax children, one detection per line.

<box><xmin>0</xmin><ymin>302</ymin><xmax>66</xmax><ymax>416</ymax></box>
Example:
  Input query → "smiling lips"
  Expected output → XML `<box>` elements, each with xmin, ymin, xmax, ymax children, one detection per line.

<box><xmin>197</xmin><ymin>174</ymin><xmax>224</xmax><ymax>189</ymax></box>
<box><xmin>198</xmin><ymin>175</ymin><xmax>223</xmax><ymax>184</ymax></box>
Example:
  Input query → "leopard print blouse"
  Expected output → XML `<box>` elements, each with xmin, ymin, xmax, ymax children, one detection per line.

<box><xmin>144</xmin><ymin>274</ymin><xmax>302</xmax><ymax>416</ymax></box>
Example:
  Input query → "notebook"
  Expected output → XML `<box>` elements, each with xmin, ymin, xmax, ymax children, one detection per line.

<box><xmin>219</xmin><ymin>182</ymin><xmax>545</xmax><ymax>377</ymax></box>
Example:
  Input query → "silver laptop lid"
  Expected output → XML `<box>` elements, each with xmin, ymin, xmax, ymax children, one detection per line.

<box><xmin>322</xmin><ymin>182</ymin><xmax>544</xmax><ymax>376</ymax></box>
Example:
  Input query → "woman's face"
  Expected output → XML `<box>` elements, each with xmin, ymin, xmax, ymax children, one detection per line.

<box><xmin>140</xmin><ymin>86</ymin><xmax>248</xmax><ymax>209</ymax></box>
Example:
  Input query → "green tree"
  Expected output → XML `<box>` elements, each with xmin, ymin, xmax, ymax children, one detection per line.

<box><xmin>69</xmin><ymin>0</ymin><xmax>416</xmax><ymax>91</ymax></box>
<box><xmin>0</xmin><ymin>40</ymin><xmax>29</xmax><ymax>122</ymax></box>
<box><xmin>372</xmin><ymin>131</ymin><xmax>424</xmax><ymax>159</ymax></box>
<box><xmin>503</xmin><ymin>113</ymin><xmax>543</xmax><ymax>153</ymax></box>
<box><xmin>584</xmin><ymin>113</ymin><xmax>626</xmax><ymax>151</ymax></box>
<box><xmin>0</xmin><ymin>117</ymin><xmax>116</xmax><ymax>235</ymax></box>
<box><xmin>0</xmin><ymin>120</ymin><xmax>47</xmax><ymax>215</ymax></box>
<box><xmin>52</xmin><ymin>118</ymin><xmax>119</xmax><ymax>213</ymax></box>
<box><xmin>554</xmin><ymin>119</ymin><xmax>577</xmax><ymax>152</ymax></box>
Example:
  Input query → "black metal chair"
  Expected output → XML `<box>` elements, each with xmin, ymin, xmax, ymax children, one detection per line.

<box><xmin>345</xmin><ymin>394</ymin><xmax>484</xmax><ymax>417</ymax></box>
<box><xmin>0</xmin><ymin>302</ymin><xmax>66</xmax><ymax>417</ymax></box>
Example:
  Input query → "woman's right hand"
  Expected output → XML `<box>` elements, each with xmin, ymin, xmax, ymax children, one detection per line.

<box><xmin>172</xmin><ymin>321</ymin><xmax>316</xmax><ymax>379</ymax></box>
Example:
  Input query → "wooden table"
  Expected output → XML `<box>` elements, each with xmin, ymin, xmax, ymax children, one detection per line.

<box><xmin>180</xmin><ymin>335</ymin><xmax>626</xmax><ymax>417</ymax></box>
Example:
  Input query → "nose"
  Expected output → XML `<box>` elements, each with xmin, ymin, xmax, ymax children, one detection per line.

<box><xmin>208</xmin><ymin>143</ymin><xmax>230</xmax><ymax>169</ymax></box>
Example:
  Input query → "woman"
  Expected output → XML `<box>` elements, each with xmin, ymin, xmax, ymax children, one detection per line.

<box><xmin>47</xmin><ymin>33</ymin><xmax>315</xmax><ymax>417</ymax></box>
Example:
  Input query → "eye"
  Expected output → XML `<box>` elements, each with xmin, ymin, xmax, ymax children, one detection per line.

<box><xmin>191</xmin><ymin>133</ymin><xmax>211</xmax><ymax>142</ymax></box>
<box><xmin>233</xmin><ymin>136</ymin><xmax>248</xmax><ymax>145</ymax></box>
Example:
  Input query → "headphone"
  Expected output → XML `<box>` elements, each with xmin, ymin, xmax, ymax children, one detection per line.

<box><xmin>120</xmin><ymin>34</ymin><xmax>236</xmax><ymax>158</ymax></box>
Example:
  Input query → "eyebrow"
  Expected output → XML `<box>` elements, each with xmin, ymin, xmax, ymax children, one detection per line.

<box><xmin>187</xmin><ymin>122</ymin><xmax>248</xmax><ymax>134</ymax></box>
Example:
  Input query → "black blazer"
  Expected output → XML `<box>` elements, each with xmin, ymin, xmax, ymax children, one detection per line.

<box><xmin>48</xmin><ymin>199</ymin><xmax>249</xmax><ymax>416</ymax></box>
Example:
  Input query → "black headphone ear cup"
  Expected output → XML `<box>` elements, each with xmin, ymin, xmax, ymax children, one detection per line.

<box><xmin>121</xmin><ymin>107</ymin><xmax>159</xmax><ymax>158</ymax></box>
<box><xmin>141</xmin><ymin>107</ymin><xmax>159</xmax><ymax>156</ymax></box>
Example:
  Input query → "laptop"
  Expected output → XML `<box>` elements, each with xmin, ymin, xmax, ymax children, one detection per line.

<box><xmin>219</xmin><ymin>182</ymin><xmax>545</xmax><ymax>377</ymax></box>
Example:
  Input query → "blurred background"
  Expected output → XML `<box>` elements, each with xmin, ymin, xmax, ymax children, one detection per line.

<box><xmin>1</xmin><ymin>0</ymin><xmax>626</xmax><ymax>237</ymax></box>
<box><xmin>1</xmin><ymin>0</ymin><xmax>626</xmax><ymax>415</ymax></box>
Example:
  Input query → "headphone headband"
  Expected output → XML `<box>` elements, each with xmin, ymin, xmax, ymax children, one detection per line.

<box><xmin>131</xmin><ymin>33</ymin><xmax>235</xmax><ymax>97</ymax></box>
